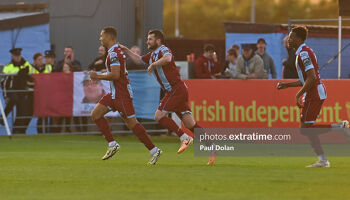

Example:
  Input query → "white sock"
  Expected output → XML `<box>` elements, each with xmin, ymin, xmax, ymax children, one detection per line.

<box><xmin>180</xmin><ymin>133</ymin><xmax>190</xmax><ymax>142</ymax></box>
<box><xmin>108</xmin><ymin>141</ymin><xmax>117</xmax><ymax>147</ymax></box>
<box><xmin>318</xmin><ymin>154</ymin><xmax>327</xmax><ymax>161</ymax></box>
<box><xmin>150</xmin><ymin>147</ymin><xmax>158</xmax><ymax>154</ymax></box>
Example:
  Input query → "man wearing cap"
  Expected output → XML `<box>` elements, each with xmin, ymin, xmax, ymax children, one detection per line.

<box><xmin>235</xmin><ymin>43</ymin><xmax>267</xmax><ymax>79</ymax></box>
<box><xmin>3</xmin><ymin>48</ymin><xmax>32</xmax><ymax>74</ymax></box>
<box><xmin>256</xmin><ymin>38</ymin><xmax>277</xmax><ymax>79</ymax></box>
<box><xmin>44</xmin><ymin>50</ymin><xmax>56</xmax><ymax>72</ymax></box>
<box><xmin>1</xmin><ymin>48</ymin><xmax>34</xmax><ymax>133</ymax></box>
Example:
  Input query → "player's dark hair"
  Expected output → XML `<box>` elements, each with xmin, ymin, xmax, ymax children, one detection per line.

<box><xmin>204</xmin><ymin>44</ymin><xmax>216</xmax><ymax>52</ymax></box>
<box><xmin>102</xmin><ymin>26</ymin><xmax>117</xmax><ymax>40</ymax></box>
<box><xmin>33</xmin><ymin>52</ymin><xmax>42</xmax><ymax>60</ymax></box>
<box><xmin>291</xmin><ymin>26</ymin><xmax>308</xmax><ymax>41</ymax></box>
<box><xmin>148</xmin><ymin>30</ymin><xmax>165</xmax><ymax>44</ymax></box>
<box><xmin>227</xmin><ymin>48</ymin><xmax>237</xmax><ymax>58</ymax></box>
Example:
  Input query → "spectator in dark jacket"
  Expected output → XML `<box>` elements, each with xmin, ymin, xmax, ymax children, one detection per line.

<box><xmin>88</xmin><ymin>45</ymin><xmax>107</xmax><ymax>72</ymax></box>
<box><xmin>282</xmin><ymin>36</ymin><xmax>298</xmax><ymax>79</ymax></box>
<box><xmin>195</xmin><ymin>44</ymin><xmax>222</xmax><ymax>79</ymax></box>
<box><xmin>55</xmin><ymin>45</ymin><xmax>81</xmax><ymax>72</ymax></box>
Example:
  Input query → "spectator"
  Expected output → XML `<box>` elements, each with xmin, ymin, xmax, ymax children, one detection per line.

<box><xmin>1</xmin><ymin>48</ymin><xmax>34</xmax><ymax>133</ymax></box>
<box><xmin>62</xmin><ymin>62</ymin><xmax>72</xmax><ymax>73</ymax></box>
<box><xmin>60</xmin><ymin>59</ymin><xmax>87</xmax><ymax>132</ymax></box>
<box><xmin>55</xmin><ymin>45</ymin><xmax>81</xmax><ymax>72</ymax></box>
<box><xmin>256</xmin><ymin>38</ymin><xmax>277</xmax><ymax>79</ymax></box>
<box><xmin>223</xmin><ymin>48</ymin><xmax>238</xmax><ymax>79</ymax></box>
<box><xmin>51</xmin><ymin>62</ymin><xmax>72</xmax><ymax>133</ymax></box>
<box><xmin>194</xmin><ymin>44</ymin><xmax>222</xmax><ymax>79</ymax></box>
<box><xmin>235</xmin><ymin>44</ymin><xmax>267</xmax><ymax>79</ymax></box>
<box><xmin>231</xmin><ymin>44</ymin><xmax>241</xmax><ymax>56</ymax></box>
<box><xmin>88</xmin><ymin>45</ymin><xmax>107</xmax><ymax>72</ymax></box>
<box><xmin>31</xmin><ymin>53</ymin><xmax>52</xmax><ymax>74</ymax></box>
<box><xmin>2</xmin><ymin>48</ymin><xmax>32</xmax><ymax>74</ymax></box>
<box><xmin>31</xmin><ymin>52</ymin><xmax>52</xmax><ymax>133</ymax></box>
<box><xmin>126</xmin><ymin>45</ymin><xmax>145</xmax><ymax>70</ymax></box>
<box><xmin>44</xmin><ymin>50</ymin><xmax>56</xmax><ymax>71</ymax></box>
<box><xmin>282</xmin><ymin>36</ymin><xmax>298</xmax><ymax>79</ymax></box>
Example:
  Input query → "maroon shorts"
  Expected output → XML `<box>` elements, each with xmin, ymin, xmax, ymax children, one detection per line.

<box><xmin>300</xmin><ymin>99</ymin><xmax>324</xmax><ymax>123</ymax></box>
<box><xmin>99</xmin><ymin>93</ymin><xmax>135</xmax><ymax>119</ymax></box>
<box><xmin>158</xmin><ymin>82</ymin><xmax>192</xmax><ymax>118</ymax></box>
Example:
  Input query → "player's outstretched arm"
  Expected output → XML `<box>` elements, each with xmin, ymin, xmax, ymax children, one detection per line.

<box><xmin>119</xmin><ymin>44</ymin><xmax>143</xmax><ymax>65</ymax></box>
<box><xmin>277</xmin><ymin>80</ymin><xmax>302</xmax><ymax>89</ymax></box>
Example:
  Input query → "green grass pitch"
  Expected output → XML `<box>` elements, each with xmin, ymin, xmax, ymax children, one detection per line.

<box><xmin>0</xmin><ymin>134</ymin><xmax>349</xmax><ymax>200</ymax></box>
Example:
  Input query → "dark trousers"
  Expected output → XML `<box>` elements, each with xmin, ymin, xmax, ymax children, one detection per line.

<box><xmin>4</xmin><ymin>93</ymin><xmax>19</xmax><ymax>117</ymax></box>
<box><xmin>12</xmin><ymin>92</ymin><xmax>33</xmax><ymax>134</ymax></box>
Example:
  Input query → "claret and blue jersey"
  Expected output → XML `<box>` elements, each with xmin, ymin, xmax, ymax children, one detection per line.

<box><xmin>141</xmin><ymin>45</ymin><xmax>182</xmax><ymax>92</ymax></box>
<box><xmin>105</xmin><ymin>44</ymin><xmax>133</xmax><ymax>100</ymax></box>
<box><xmin>295</xmin><ymin>43</ymin><xmax>327</xmax><ymax>102</ymax></box>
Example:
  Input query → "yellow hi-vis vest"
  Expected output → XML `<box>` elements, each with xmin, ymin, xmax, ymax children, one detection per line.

<box><xmin>2</xmin><ymin>61</ymin><xmax>33</xmax><ymax>74</ymax></box>
<box><xmin>30</xmin><ymin>64</ymin><xmax>52</xmax><ymax>74</ymax></box>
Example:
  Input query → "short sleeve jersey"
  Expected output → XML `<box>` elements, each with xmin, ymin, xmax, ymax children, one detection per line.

<box><xmin>105</xmin><ymin>44</ymin><xmax>133</xmax><ymax>100</ymax></box>
<box><xmin>295</xmin><ymin>43</ymin><xmax>326</xmax><ymax>101</ymax></box>
<box><xmin>141</xmin><ymin>45</ymin><xmax>182</xmax><ymax>92</ymax></box>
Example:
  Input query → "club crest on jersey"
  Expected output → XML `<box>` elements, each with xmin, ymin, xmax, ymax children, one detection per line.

<box><xmin>152</xmin><ymin>53</ymin><xmax>158</xmax><ymax>61</ymax></box>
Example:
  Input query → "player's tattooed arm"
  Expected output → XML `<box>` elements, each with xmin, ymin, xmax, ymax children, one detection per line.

<box><xmin>119</xmin><ymin>44</ymin><xmax>143</xmax><ymax>65</ymax></box>
<box><xmin>89</xmin><ymin>66</ymin><xmax>120</xmax><ymax>81</ymax></box>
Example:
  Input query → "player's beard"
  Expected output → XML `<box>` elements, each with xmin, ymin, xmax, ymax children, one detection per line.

<box><xmin>148</xmin><ymin>43</ymin><xmax>158</xmax><ymax>51</ymax></box>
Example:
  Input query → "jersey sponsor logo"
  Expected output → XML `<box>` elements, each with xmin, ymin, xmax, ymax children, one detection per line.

<box><xmin>302</xmin><ymin>57</ymin><xmax>312</xmax><ymax>67</ymax></box>
<box><xmin>110</xmin><ymin>52</ymin><xmax>120</xmax><ymax>65</ymax></box>
<box><xmin>300</xmin><ymin>51</ymin><xmax>312</xmax><ymax>67</ymax></box>
<box><xmin>152</xmin><ymin>53</ymin><xmax>158</xmax><ymax>61</ymax></box>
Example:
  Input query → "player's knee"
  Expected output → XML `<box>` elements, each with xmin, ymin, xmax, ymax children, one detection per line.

<box><xmin>182</xmin><ymin>114</ymin><xmax>195</xmax><ymax>129</ymax></box>
<box><xmin>154</xmin><ymin>113</ymin><xmax>163</xmax><ymax>122</ymax></box>
<box><xmin>91</xmin><ymin>110</ymin><xmax>101</xmax><ymax>121</ymax></box>
<box><xmin>154</xmin><ymin>115</ymin><xmax>160</xmax><ymax>122</ymax></box>
<box><xmin>125</xmin><ymin>117</ymin><xmax>137</xmax><ymax>130</ymax></box>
